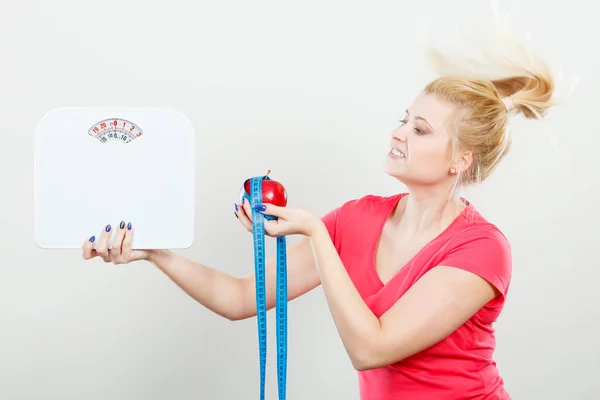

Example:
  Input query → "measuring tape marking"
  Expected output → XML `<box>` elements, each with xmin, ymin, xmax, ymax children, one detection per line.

<box><xmin>246</xmin><ymin>175</ymin><xmax>287</xmax><ymax>400</ymax></box>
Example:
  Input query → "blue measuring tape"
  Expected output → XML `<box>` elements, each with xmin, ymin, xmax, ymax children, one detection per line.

<box><xmin>242</xmin><ymin>175</ymin><xmax>287</xmax><ymax>400</ymax></box>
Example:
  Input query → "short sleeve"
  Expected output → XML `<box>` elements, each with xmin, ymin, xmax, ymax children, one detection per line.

<box><xmin>439</xmin><ymin>228</ymin><xmax>512</xmax><ymax>297</ymax></box>
<box><xmin>318</xmin><ymin>197</ymin><xmax>364</xmax><ymax>248</ymax></box>
<box><xmin>320</xmin><ymin>206</ymin><xmax>342</xmax><ymax>244</ymax></box>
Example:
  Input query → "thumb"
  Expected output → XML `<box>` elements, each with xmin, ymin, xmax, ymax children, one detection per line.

<box><xmin>254</xmin><ymin>203</ymin><xmax>287</xmax><ymax>218</ymax></box>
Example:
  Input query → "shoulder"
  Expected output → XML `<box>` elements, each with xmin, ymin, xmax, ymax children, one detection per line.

<box><xmin>437</xmin><ymin>204</ymin><xmax>512</xmax><ymax>297</ymax></box>
<box><xmin>332</xmin><ymin>192</ymin><xmax>405</xmax><ymax>218</ymax></box>
<box><xmin>452</xmin><ymin>204</ymin><xmax>512</xmax><ymax>257</ymax></box>
<box><xmin>320</xmin><ymin>192</ymin><xmax>405</xmax><ymax>242</ymax></box>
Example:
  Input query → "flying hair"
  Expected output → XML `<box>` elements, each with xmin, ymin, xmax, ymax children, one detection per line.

<box><xmin>418</xmin><ymin>22</ymin><xmax>557</xmax><ymax>186</ymax></box>
<box><xmin>426</xmin><ymin>36</ymin><xmax>555</xmax><ymax>120</ymax></box>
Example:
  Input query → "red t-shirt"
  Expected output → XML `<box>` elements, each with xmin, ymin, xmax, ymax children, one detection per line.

<box><xmin>321</xmin><ymin>193</ymin><xmax>512</xmax><ymax>400</ymax></box>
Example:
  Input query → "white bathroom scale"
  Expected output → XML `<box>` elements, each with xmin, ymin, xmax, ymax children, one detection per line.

<box><xmin>34</xmin><ymin>107</ymin><xmax>195</xmax><ymax>249</ymax></box>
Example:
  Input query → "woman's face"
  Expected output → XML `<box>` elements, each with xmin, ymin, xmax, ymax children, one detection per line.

<box><xmin>384</xmin><ymin>93</ymin><xmax>470</xmax><ymax>188</ymax></box>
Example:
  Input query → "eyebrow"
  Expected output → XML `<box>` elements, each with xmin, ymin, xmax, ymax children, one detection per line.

<box><xmin>406</xmin><ymin>109</ymin><xmax>434</xmax><ymax>130</ymax></box>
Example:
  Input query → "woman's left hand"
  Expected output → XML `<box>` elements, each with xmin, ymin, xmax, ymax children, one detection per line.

<box><xmin>252</xmin><ymin>203</ymin><xmax>324</xmax><ymax>238</ymax></box>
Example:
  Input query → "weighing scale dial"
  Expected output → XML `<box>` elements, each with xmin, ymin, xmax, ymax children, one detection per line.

<box><xmin>87</xmin><ymin>118</ymin><xmax>143</xmax><ymax>144</ymax></box>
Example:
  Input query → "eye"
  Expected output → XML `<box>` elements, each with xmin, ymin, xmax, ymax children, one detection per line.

<box><xmin>399</xmin><ymin>113</ymin><xmax>428</xmax><ymax>135</ymax></box>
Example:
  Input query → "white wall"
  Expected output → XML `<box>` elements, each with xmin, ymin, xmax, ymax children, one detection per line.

<box><xmin>1</xmin><ymin>0</ymin><xmax>598</xmax><ymax>399</ymax></box>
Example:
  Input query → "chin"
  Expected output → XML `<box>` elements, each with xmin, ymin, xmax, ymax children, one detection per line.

<box><xmin>383</xmin><ymin>165</ymin><xmax>429</xmax><ymax>188</ymax></box>
<box><xmin>383</xmin><ymin>165</ymin><xmax>409</xmax><ymax>183</ymax></box>
<box><xmin>384</xmin><ymin>157</ymin><xmax>405</xmax><ymax>174</ymax></box>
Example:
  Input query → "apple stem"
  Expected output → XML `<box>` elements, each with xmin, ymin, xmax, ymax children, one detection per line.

<box><xmin>265</xmin><ymin>169</ymin><xmax>271</xmax><ymax>178</ymax></box>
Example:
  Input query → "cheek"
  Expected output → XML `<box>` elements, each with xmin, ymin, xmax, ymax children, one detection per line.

<box><xmin>411</xmin><ymin>146</ymin><xmax>450</xmax><ymax>169</ymax></box>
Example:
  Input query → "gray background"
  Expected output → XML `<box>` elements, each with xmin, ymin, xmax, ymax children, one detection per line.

<box><xmin>1</xmin><ymin>0</ymin><xmax>598</xmax><ymax>399</ymax></box>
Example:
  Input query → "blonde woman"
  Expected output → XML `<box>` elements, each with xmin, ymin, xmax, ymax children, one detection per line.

<box><xmin>82</xmin><ymin>35</ymin><xmax>554</xmax><ymax>399</ymax></box>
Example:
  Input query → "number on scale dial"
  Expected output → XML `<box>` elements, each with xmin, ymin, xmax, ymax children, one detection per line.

<box><xmin>87</xmin><ymin>118</ymin><xmax>143</xmax><ymax>144</ymax></box>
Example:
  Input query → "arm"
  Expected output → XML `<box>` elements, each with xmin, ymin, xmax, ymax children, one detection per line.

<box><xmin>308</xmin><ymin>223</ymin><xmax>505</xmax><ymax>371</ymax></box>
<box><xmin>148</xmin><ymin>236</ymin><xmax>321</xmax><ymax>321</ymax></box>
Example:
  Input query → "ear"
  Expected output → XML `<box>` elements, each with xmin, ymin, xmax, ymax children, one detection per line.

<box><xmin>453</xmin><ymin>151</ymin><xmax>473</xmax><ymax>174</ymax></box>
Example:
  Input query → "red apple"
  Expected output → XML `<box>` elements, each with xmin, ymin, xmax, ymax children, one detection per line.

<box><xmin>240</xmin><ymin>170</ymin><xmax>288</xmax><ymax>207</ymax></box>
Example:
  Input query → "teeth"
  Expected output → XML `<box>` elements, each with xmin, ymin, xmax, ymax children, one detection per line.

<box><xmin>391</xmin><ymin>148</ymin><xmax>405</xmax><ymax>158</ymax></box>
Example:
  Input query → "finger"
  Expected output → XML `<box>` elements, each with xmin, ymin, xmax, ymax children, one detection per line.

<box><xmin>110</xmin><ymin>221</ymin><xmax>127</xmax><ymax>263</ymax></box>
<box><xmin>255</xmin><ymin>203</ymin><xmax>286</xmax><ymax>218</ymax></box>
<box><xmin>81</xmin><ymin>235</ymin><xmax>97</xmax><ymax>260</ymax></box>
<box><xmin>241</xmin><ymin>199</ymin><xmax>253</xmax><ymax>221</ymax></box>
<box><xmin>235</xmin><ymin>202</ymin><xmax>253</xmax><ymax>232</ymax></box>
<box><xmin>263</xmin><ymin>219</ymin><xmax>283</xmax><ymax>237</ymax></box>
<box><xmin>121</xmin><ymin>222</ymin><xmax>134</xmax><ymax>261</ymax></box>
<box><xmin>96</xmin><ymin>224</ymin><xmax>112</xmax><ymax>262</ymax></box>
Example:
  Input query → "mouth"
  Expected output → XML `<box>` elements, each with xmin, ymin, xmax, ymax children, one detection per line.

<box><xmin>389</xmin><ymin>148</ymin><xmax>406</xmax><ymax>158</ymax></box>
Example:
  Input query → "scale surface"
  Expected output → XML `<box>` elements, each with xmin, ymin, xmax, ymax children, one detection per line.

<box><xmin>34</xmin><ymin>107</ymin><xmax>195</xmax><ymax>249</ymax></box>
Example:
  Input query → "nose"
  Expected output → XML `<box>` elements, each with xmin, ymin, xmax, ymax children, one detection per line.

<box><xmin>392</xmin><ymin>132</ymin><xmax>406</xmax><ymax>142</ymax></box>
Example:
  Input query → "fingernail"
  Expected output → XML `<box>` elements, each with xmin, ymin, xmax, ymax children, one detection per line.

<box><xmin>127</xmin><ymin>222</ymin><xmax>132</xmax><ymax>230</ymax></box>
<box><xmin>105</xmin><ymin>224</ymin><xmax>111</xmax><ymax>232</ymax></box>
<box><xmin>255</xmin><ymin>204</ymin><xmax>266</xmax><ymax>212</ymax></box>
<box><xmin>242</xmin><ymin>197</ymin><xmax>245</xmax><ymax>205</ymax></box>
<box><xmin>89</xmin><ymin>235</ymin><xmax>95</xmax><ymax>242</ymax></box>
<box><xmin>119</xmin><ymin>221</ymin><xmax>125</xmax><ymax>229</ymax></box>
<box><xmin>234</xmin><ymin>203</ymin><xmax>238</xmax><ymax>211</ymax></box>
<box><xmin>234</xmin><ymin>211</ymin><xmax>238</xmax><ymax>219</ymax></box>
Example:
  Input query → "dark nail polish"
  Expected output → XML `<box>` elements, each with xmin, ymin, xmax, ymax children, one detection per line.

<box><xmin>89</xmin><ymin>236</ymin><xmax>95</xmax><ymax>242</ymax></box>
<box><xmin>255</xmin><ymin>204</ymin><xmax>266</xmax><ymax>212</ymax></box>
<box><xmin>234</xmin><ymin>203</ymin><xmax>238</xmax><ymax>211</ymax></box>
<box><xmin>234</xmin><ymin>212</ymin><xmax>238</xmax><ymax>219</ymax></box>
<box><xmin>120</xmin><ymin>221</ymin><xmax>125</xmax><ymax>229</ymax></box>
<box><xmin>242</xmin><ymin>197</ymin><xmax>245</xmax><ymax>205</ymax></box>
<box><xmin>105</xmin><ymin>224</ymin><xmax>111</xmax><ymax>232</ymax></box>
<box><xmin>127</xmin><ymin>222</ymin><xmax>132</xmax><ymax>230</ymax></box>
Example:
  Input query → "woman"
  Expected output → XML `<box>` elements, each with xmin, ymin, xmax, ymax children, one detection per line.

<box><xmin>81</xmin><ymin>40</ymin><xmax>554</xmax><ymax>399</ymax></box>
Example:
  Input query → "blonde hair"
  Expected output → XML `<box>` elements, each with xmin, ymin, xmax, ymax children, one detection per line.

<box><xmin>423</xmin><ymin>34</ymin><xmax>555</xmax><ymax>186</ymax></box>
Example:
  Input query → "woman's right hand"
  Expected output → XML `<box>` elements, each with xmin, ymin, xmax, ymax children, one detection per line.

<box><xmin>81</xmin><ymin>221</ymin><xmax>153</xmax><ymax>265</ymax></box>
<box><xmin>234</xmin><ymin>197</ymin><xmax>255</xmax><ymax>233</ymax></box>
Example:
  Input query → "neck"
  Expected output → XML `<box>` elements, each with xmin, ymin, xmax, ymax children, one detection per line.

<box><xmin>393</xmin><ymin>184</ymin><xmax>466</xmax><ymax>236</ymax></box>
